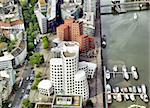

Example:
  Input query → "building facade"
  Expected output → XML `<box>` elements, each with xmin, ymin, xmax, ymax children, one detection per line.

<box><xmin>56</xmin><ymin>18</ymin><xmax>95</xmax><ymax>53</ymax></box>
<box><xmin>50</xmin><ymin>41</ymin><xmax>96</xmax><ymax>100</ymax></box>
<box><xmin>38</xmin><ymin>80</ymin><xmax>53</xmax><ymax>96</ymax></box>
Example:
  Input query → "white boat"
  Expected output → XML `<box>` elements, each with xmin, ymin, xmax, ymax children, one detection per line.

<box><xmin>132</xmin><ymin>86</ymin><xmax>137</xmax><ymax>93</ymax></box>
<box><xmin>113</xmin><ymin>89</ymin><xmax>117</xmax><ymax>100</ymax></box>
<box><xmin>106</xmin><ymin>84</ymin><xmax>112</xmax><ymax>103</ymax></box>
<box><xmin>124</xmin><ymin>94</ymin><xmax>129</xmax><ymax>101</ymax></box>
<box><xmin>131</xmin><ymin>66</ymin><xmax>138</xmax><ymax>80</ymax></box>
<box><xmin>141</xmin><ymin>84</ymin><xmax>147</xmax><ymax>94</ymax></box>
<box><xmin>102</xmin><ymin>40</ymin><xmax>106</xmax><ymax>48</ymax></box>
<box><xmin>107</xmin><ymin>94</ymin><xmax>112</xmax><ymax>103</ymax></box>
<box><xmin>106</xmin><ymin>70</ymin><xmax>111</xmax><ymax>80</ymax></box>
<box><xmin>115</xmin><ymin>87</ymin><xmax>120</xmax><ymax>93</ymax></box>
<box><xmin>130</xmin><ymin>94</ymin><xmax>135</xmax><ymax>102</ymax></box>
<box><xmin>113</xmin><ymin>65</ymin><xmax>118</xmax><ymax>72</ymax></box>
<box><xmin>123</xmin><ymin>71</ymin><xmax>129</xmax><ymax>80</ymax></box>
<box><xmin>137</xmin><ymin>86</ymin><xmax>142</xmax><ymax>93</ymax></box>
<box><xmin>122</xmin><ymin>65</ymin><xmax>127</xmax><ymax>72</ymax></box>
<box><xmin>120</xmin><ymin>88</ymin><xmax>124</xmax><ymax>93</ymax></box>
<box><xmin>143</xmin><ymin>94</ymin><xmax>149</xmax><ymax>103</ymax></box>
<box><xmin>133</xmin><ymin>13</ymin><xmax>138</xmax><ymax>20</ymax></box>
<box><xmin>123</xmin><ymin>87</ymin><xmax>128</xmax><ymax>93</ymax></box>
<box><xmin>128</xmin><ymin>86</ymin><xmax>133</xmax><ymax>93</ymax></box>
<box><xmin>122</xmin><ymin>65</ymin><xmax>129</xmax><ymax>80</ymax></box>
<box><xmin>106</xmin><ymin>84</ymin><xmax>111</xmax><ymax>93</ymax></box>
<box><xmin>116</xmin><ymin>93</ymin><xmax>122</xmax><ymax>102</ymax></box>
<box><xmin>140</xmin><ymin>94</ymin><xmax>144</xmax><ymax>100</ymax></box>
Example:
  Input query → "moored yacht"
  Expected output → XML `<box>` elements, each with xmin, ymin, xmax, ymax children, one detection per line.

<box><xmin>106</xmin><ymin>70</ymin><xmax>111</xmax><ymax>80</ymax></box>
<box><xmin>122</xmin><ymin>65</ymin><xmax>129</xmax><ymax>80</ymax></box>
<box><xmin>137</xmin><ymin>86</ymin><xmax>142</xmax><ymax>93</ymax></box>
<box><xmin>106</xmin><ymin>84</ymin><xmax>112</xmax><ymax>103</ymax></box>
<box><xmin>113</xmin><ymin>65</ymin><xmax>118</xmax><ymax>72</ymax></box>
<box><xmin>116</xmin><ymin>93</ymin><xmax>122</xmax><ymax>102</ymax></box>
<box><xmin>132</xmin><ymin>86</ymin><xmax>137</xmax><ymax>93</ymax></box>
<box><xmin>131</xmin><ymin>66</ymin><xmax>138</xmax><ymax>80</ymax></box>
<box><xmin>130</xmin><ymin>94</ymin><xmax>135</xmax><ymax>102</ymax></box>
<box><xmin>141</xmin><ymin>84</ymin><xmax>147</xmax><ymax>94</ymax></box>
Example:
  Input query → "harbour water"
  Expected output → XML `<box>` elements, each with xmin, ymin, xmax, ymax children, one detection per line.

<box><xmin>101</xmin><ymin>0</ymin><xmax>150</xmax><ymax>108</ymax></box>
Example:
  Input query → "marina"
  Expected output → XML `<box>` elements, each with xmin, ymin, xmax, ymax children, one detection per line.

<box><xmin>104</xmin><ymin>66</ymin><xmax>149</xmax><ymax>104</ymax></box>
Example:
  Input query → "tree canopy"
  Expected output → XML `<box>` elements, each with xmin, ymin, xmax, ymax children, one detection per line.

<box><xmin>42</xmin><ymin>36</ymin><xmax>49</xmax><ymax>49</ymax></box>
<box><xmin>86</xmin><ymin>100</ymin><xmax>93</xmax><ymax>108</ymax></box>
<box><xmin>22</xmin><ymin>98</ymin><xmax>32</xmax><ymax>108</ymax></box>
<box><xmin>29</xmin><ymin>53</ymin><xmax>44</xmax><ymax>66</ymax></box>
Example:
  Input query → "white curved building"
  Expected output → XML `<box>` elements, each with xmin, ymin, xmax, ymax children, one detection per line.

<box><xmin>50</xmin><ymin>58</ymin><xmax>63</xmax><ymax>94</ymax></box>
<box><xmin>74</xmin><ymin>70</ymin><xmax>89</xmax><ymax>100</ymax></box>
<box><xmin>38</xmin><ymin>80</ymin><xmax>53</xmax><ymax>96</ymax></box>
<box><xmin>50</xmin><ymin>41</ymin><xmax>93</xmax><ymax>101</ymax></box>
<box><xmin>79</xmin><ymin>61</ymin><xmax>97</xmax><ymax>79</ymax></box>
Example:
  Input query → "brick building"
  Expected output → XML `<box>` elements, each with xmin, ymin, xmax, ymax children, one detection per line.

<box><xmin>56</xmin><ymin>18</ymin><xmax>95</xmax><ymax>52</ymax></box>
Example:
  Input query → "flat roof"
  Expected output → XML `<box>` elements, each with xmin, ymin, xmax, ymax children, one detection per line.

<box><xmin>0</xmin><ymin>52</ymin><xmax>14</xmax><ymax>62</ymax></box>
<box><xmin>53</xmin><ymin>95</ymin><xmax>81</xmax><ymax>107</ymax></box>
<box><xmin>35</xmin><ymin>103</ymin><xmax>52</xmax><ymax>108</ymax></box>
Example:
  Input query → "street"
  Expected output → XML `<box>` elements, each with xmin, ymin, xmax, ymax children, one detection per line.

<box><xmin>11</xmin><ymin>63</ymin><xmax>32</xmax><ymax>108</ymax></box>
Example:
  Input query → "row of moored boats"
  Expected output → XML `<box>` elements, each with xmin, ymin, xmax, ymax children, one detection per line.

<box><xmin>106</xmin><ymin>65</ymin><xmax>138</xmax><ymax>80</ymax></box>
<box><xmin>106</xmin><ymin>84</ymin><xmax>149</xmax><ymax>104</ymax></box>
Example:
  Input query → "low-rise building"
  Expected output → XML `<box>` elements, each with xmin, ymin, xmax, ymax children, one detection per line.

<box><xmin>38</xmin><ymin>80</ymin><xmax>53</xmax><ymax>96</ymax></box>
<box><xmin>53</xmin><ymin>95</ymin><xmax>82</xmax><ymax>108</ymax></box>
<box><xmin>56</xmin><ymin>18</ymin><xmax>95</xmax><ymax>53</ymax></box>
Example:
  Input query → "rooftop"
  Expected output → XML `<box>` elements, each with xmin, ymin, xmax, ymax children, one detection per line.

<box><xmin>0</xmin><ymin>52</ymin><xmax>14</xmax><ymax>62</ymax></box>
<box><xmin>74</xmin><ymin>70</ymin><xmax>86</xmax><ymax>81</ymax></box>
<box><xmin>35</xmin><ymin>103</ymin><xmax>52</xmax><ymax>108</ymax></box>
<box><xmin>63</xmin><ymin>52</ymin><xmax>76</xmax><ymax>57</ymax></box>
<box><xmin>0</xmin><ymin>20</ymin><xmax>24</xmax><ymax>27</ymax></box>
<box><xmin>38</xmin><ymin>80</ymin><xmax>53</xmax><ymax>90</ymax></box>
<box><xmin>53</xmin><ymin>95</ymin><xmax>81</xmax><ymax>107</ymax></box>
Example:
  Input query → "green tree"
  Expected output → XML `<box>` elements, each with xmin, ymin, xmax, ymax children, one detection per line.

<box><xmin>19</xmin><ymin>0</ymin><xmax>28</xmax><ymax>7</ymax></box>
<box><xmin>22</xmin><ymin>98</ymin><xmax>32</xmax><ymax>108</ymax></box>
<box><xmin>28</xmin><ymin>42</ymin><xmax>34</xmax><ymax>51</ymax></box>
<box><xmin>42</xmin><ymin>36</ymin><xmax>49</xmax><ymax>49</ymax></box>
<box><xmin>29</xmin><ymin>53</ymin><xmax>44</xmax><ymax>66</ymax></box>
<box><xmin>31</xmin><ymin>78</ymin><xmax>41</xmax><ymax>90</ymax></box>
<box><xmin>35</xmin><ymin>71</ymin><xmax>42</xmax><ymax>78</ymax></box>
<box><xmin>30</xmin><ymin>0</ymin><xmax>38</xmax><ymax>4</ymax></box>
<box><xmin>86</xmin><ymin>100</ymin><xmax>93</xmax><ymax>108</ymax></box>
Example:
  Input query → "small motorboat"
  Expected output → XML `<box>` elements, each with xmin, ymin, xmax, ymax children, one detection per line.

<box><xmin>123</xmin><ymin>71</ymin><xmax>129</xmax><ymax>80</ymax></box>
<box><xmin>124</xmin><ymin>94</ymin><xmax>129</xmax><ymax>101</ymax></box>
<box><xmin>107</xmin><ymin>94</ymin><xmax>112</xmax><ymax>103</ymax></box>
<box><xmin>113</xmin><ymin>89</ymin><xmax>117</xmax><ymax>100</ymax></box>
<box><xmin>123</xmin><ymin>87</ymin><xmax>128</xmax><ymax>93</ymax></box>
<box><xmin>122</xmin><ymin>65</ymin><xmax>129</xmax><ymax>80</ymax></box>
<box><xmin>137</xmin><ymin>86</ymin><xmax>142</xmax><ymax>93</ymax></box>
<box><xmin>102</xmin><ymin>40</ymin><xmax>106</xmax><ymax>48</ymax></box>
<box><xmin>106</xmin><ymin>84</ymin><xmax>112</xmax><ymax>103</ymax></box>
<box><xmin>131</xmin><ymin>66</ymin><xmax>138</xmax><ymax>80</ymax></box>
<box><xmin>143</xmin><ymin>94</ymin><xmax>149</xmax><ymax>103</ymax></box>
<box><xmin>115</xmin><ymin>86</ymin><xmax>120</xmax><ymax>93</ymax></box>
<box><xmin>106</xmin><ymin>84</ymin><xmax>112</xmax><ymax>93</ymax></box>
<box><xmin>113</xmin><ymin>65</ymin><xmax>118</xmax><ymax>72</ymax></box>
<box><xmin>133</xmin><ymin>13</ymin><xmax>138</xmax><ymax>21</ymax></box>
<box><xmin>106</xmin><ymin>70</ymin><xmax>111</xmax><ymax>80</ymax></box>
<box><xmin>116</xmin><ymin>93</ymin><xmax>122</xmax><ymax>102</ymax></box>
<box><xmin>122</xmin><ymin>65</ymin><xmax>127</xmax><ymax>72</ymax></box>
<box><xmin>128</xmin><ymin>86</ymin><xmax>133</xmax><ymax>93</ymax></box>
<box><xmin>132</xmin><ymin>86</ymin><xmax>137</xmax><ymax>93</ymax></box>
<box><xmin>120</xmin><ymin>88</ymin><xmax>124</xmax><ymax>93</ymax></box>
<box><xmin>141</xmin><ymin>84</ymin><xmax>147</xmax><ymax>94</ymax></box>
<box><xmin>130</xmin><ymin>94</ymin><xmax>135</xmax><ymax>102</ymax></box>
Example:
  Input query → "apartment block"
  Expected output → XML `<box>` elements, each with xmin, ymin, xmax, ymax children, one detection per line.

<box><xmin>57</xmin><ymin>18</ymin><xmax>95</xmax><ymax>52</ymax></box>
